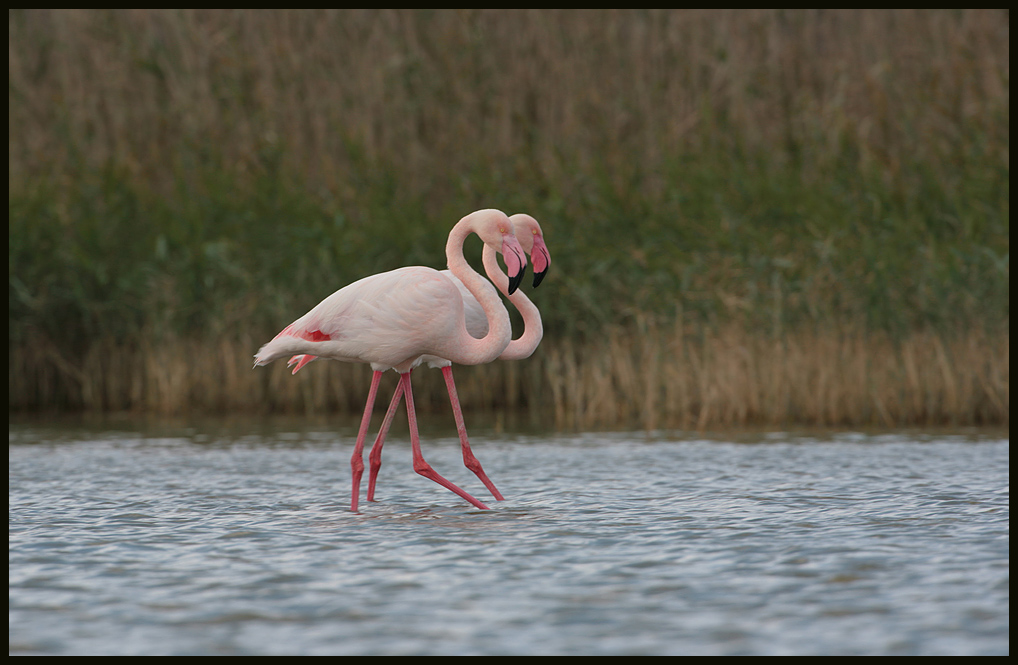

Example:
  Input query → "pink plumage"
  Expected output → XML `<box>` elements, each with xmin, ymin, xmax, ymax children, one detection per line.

<box><xmin>363</xmin><ymin>214</ymin><xmax>552</xmax><ymax>504</ymax></box>
<box><xmin>255</xmin><ymin>209</ymin><xmax>527</xmax><ymax>511</ymax></box>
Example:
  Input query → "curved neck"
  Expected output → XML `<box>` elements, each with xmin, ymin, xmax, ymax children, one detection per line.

<box><xmin>442</xmin><ymin>214</ymin><xmax>513</xmax><ymax>365</ymax></box>
<box><xmin>482</xmin><ymin>244</ymin><xmax>543</xmax><ymax>360</ymax></box>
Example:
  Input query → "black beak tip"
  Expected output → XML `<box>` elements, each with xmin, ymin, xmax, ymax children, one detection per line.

<box><xmin>508</xmin><ymin>269</ymin><xmax>523</xmax><ymax>295</ymax></box>
<box><xmin>532</xmin><ymin>268</ymin><xmax>548</xmax><ymax>289</ymax></box>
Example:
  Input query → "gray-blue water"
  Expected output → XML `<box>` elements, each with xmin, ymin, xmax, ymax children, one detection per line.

<box><xmin>9</xmin><ymin>420</ymin><xmax>1009</xmax><ymax>655</ymax></box>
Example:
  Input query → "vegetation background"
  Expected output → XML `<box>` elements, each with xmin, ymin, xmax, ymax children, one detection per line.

<box><xmin>8</xmin><ymin>9</ymin><xmax>1009</xmax><ymax>429</ymax></box>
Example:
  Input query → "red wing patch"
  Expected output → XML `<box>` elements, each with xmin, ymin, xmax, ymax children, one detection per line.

<box><xmin>276</xmin><ymin>324</ymin><xmax>331</xmax><ymax>342</ymax></box>
<box><xmin>273</xmin><ymin>325</ymin><xmax>329</xmax><ymax>374</ymax></box>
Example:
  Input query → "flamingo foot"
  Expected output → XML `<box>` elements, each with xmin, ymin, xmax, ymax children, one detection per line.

<box><xmin>413</xmin><ymin>460</ymin><xmax>490</xmax><ymax>510</ymax></box>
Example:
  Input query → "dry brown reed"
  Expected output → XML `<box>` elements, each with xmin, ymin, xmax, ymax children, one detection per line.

<box><xmin>10</xmin><ymin>325</ymin><xmax>1008</xmax><ymax>430</ymax></box>
<box><xmin>543</xmin><ymin>323</ymin><xmax>1009</xmax><ymax>430</ymax></box>
<box><xmin>10</xmin><ymin>9</ymin><xmax>1008</xmax><ymax>198</ymax></box>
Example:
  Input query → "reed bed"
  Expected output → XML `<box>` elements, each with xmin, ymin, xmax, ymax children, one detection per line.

<box><xmin>9</xmin><ymin>10</ymin><xmax>1009</xmax><ymax>427</ymax></box>
<box><xmin>9</xmin><ymin>10</ymin><xmax>1008</xmax><ymax>195</ymax></box>
<box><xmin>544</xmin><ymin>323</ymin><xmax>1008</xmax><ymax>430</ymax></box>
<box><xmin>10</xmin><ymin>325</ymin><xmax>1007</xmax><ymax>430</ymax></box>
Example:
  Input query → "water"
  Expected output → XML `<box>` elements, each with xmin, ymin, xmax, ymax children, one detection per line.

<box><xmin>9</xmin><ymin>420</ymin><xmax>1009</xmax><ymax>655</ymax></box>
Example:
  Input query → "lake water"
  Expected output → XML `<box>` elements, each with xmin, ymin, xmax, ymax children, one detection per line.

<box><xmin>9</xmin><ymin>419</ymin><xmax>1009</xmax><ymax>655</ymax></box>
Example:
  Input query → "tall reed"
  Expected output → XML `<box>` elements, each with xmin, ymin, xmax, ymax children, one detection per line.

<box><xmin>10</xmin><ymin>325</ymin><xmax>1007</xmax><ymax>430</ymax></box>
<box><xmin>9</xmin><ymin>10</ymin><xmax>1009</xmax><ymax>424</ymax></box>
<box><xmin>543</xmin><ymin>322</ymin><xmax>1008</xmax><ymax>430</ymax></box>
<box><xmin>10</xmin><ymin>10</ymin><xmax>1008</xmax><ymax>197</ymax></box>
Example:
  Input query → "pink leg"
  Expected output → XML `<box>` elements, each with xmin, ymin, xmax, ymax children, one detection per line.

<box><xmin>367</xmin><ymin>380</ymin><xmax>405</xmax><ymax>502</ymax></box>
<box><xmin>350</xmin><ymin>370</ymin><xmax>382</xmax><ymax>512</ymax></box>
<box><xmin>441</xmin><ymin>366</ymin><xmax>504</xmax><ymax>501</ymax></box>
<box><xmin>401</xmin><ymin>371</ymin><xmax>490</xmax><ymax>510</ymax></box>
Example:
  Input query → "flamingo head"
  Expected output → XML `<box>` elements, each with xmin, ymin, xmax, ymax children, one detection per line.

<box><xmin>471</xmin><ymin>209</ymin><xmax>527</xmax><ymax>295</ymax></box>
<box><xmin>510</xmin><ymin>213</ymin><xmax>551</xmax><ymax>288</ymax></box>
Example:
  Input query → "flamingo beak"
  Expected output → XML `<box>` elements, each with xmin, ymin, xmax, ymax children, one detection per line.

<box><xmin>502</xmin><ymin>235</ymin><xmax>527</xmax><ymax>295</ymax></box>
<box><xmin>530</xmin><ymin>234</ymin><xmax>551</xmax><ymax>288</ymax></box>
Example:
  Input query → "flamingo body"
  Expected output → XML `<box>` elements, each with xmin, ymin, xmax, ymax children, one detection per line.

<box><xmin>362</xmin><ymin>214</ymin><xmax>552</xmax><ymax>504</ymax></box>
<box><xmin>254</xmin><ymin>209</ymin><xmax>527</xmax><ymax>511</ymax></box>
<box><xmin>256</xmin><ymin>266</ymin><xmax>498</xmax><ymax>373</ymax></box>
<box><xmin>280</xmin><ymin>214</ymin><xmax>549</xmax><ymax>374</ymax></box>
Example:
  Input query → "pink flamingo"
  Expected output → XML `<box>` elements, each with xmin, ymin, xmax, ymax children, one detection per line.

<box><xmin>362</xmin><ymin>214</ymin><xmax>551</xmax><ymax>504</ymax></box>
<box><xmin>254</xmin><ymin>209</ymin><xmax>527</xmax><ymax>511</ymax></box>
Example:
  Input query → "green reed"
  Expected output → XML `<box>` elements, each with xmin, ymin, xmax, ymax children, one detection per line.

<box><xmin>9</xmin><ymin>10</ymin><xmax>1009</xmax><ymax>423</ymax></box>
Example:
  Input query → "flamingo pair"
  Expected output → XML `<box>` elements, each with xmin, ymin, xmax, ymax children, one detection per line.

<box><xmin>254</xmin><ymin>210</ymin><xmax>550</xmax><ymax>511</ymax></box>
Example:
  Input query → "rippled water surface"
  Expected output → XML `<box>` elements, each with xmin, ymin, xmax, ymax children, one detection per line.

<box><xmin>9</xmin><ymin>420</ymin><xmax>1009</xmax><ymax>655</ymax></box>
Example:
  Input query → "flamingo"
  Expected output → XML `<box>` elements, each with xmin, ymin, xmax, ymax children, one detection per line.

<box><xmin>362</xmin><ymin>213</ymin><xmax>551</xmax><ymax>504</ymax></box>
<box><xmin>254</xmin><ymin>209</ymin><xmax>527</xmax><ymax>511</ymax></box>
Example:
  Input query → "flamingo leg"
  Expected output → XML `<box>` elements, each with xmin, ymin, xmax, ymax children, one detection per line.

<box><xmin>350</xmin><ymin>369</ymin><xmax>382</xmax><ymax>512</ymax></box>
<box><xmin>367</xmin><ymin>379</ymin><xmax>405</xmax><ymax>502</ymax></box>
<box><xmin>441</xmin><ymin>365</ymin><xmax>504</xmax><ymax>501</ymax></box>
<box><xmin>401</xmin><ymin>371</ymin><xmax>490</xmax><ymax>510</ymax></box>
